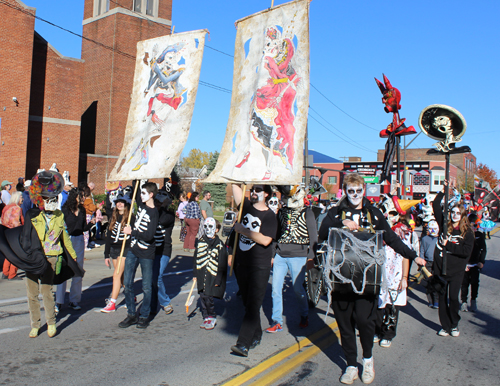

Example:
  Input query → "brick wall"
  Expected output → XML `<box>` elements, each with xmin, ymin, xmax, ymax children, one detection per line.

<box><xmin>81</xmin><ymin>0</ymin><xmax>173</xmax><ymax>192</ymax></box>
<box><xmin>0</xmin><ymin>0</ymin><xmax>36</xmax><ymax>183</ymax></box>
<box><xmin>26</xmin><ymin>33</ymin><xmax>83</xmax><ymax>181</ymax></box>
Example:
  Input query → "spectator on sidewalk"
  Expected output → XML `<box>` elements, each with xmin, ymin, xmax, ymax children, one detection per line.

<box><xmin>183</xmin><ymin>192</ymin><xmax>201</xmax><ymax>252</ymax></box>
<box><xmin>1</xmin><ymin>180</ymin><xmax>13</xmax><ymax>207</ymax></box>
<box><xmin>56</xmin><ymin>188</ymin><xmax>95</xmax><ymax>312</ymax></box>
<box><xmin>1</xmin><ymin>192</ymin><xmax>24</xmax><ymax>280</ymax></box>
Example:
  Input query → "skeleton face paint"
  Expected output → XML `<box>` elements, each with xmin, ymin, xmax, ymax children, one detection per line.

<box><xmin>203</xmin><ymin>217</ymin><xmax>217</xmax><ymax>238</ymax></box>
<box><xmin>140</xmin><ymin>189</ymin><xmax>150</xmax><ymax>203</ymax></box>
<box><xmin>346</xmin><ymin>184</ymin><xmax>364</xmax><ymax>207</ymax></box>
<box><xmin>250</xmin><ymin>186</ymin><xmax>265</xmax><ymax>203</ymax></box>
<box><xmin>239</xmin><ymin>213</ymin><xmax>261</xmax><ymax>251</ymax></box>
<box><xmin>268</xmin><ymin>197</ymin><xmax>279</xmax><ymax>213</ymax></box>
<box><xmin>451</xmin><ymin>208</ymin><xmax>461</xmax><ymax>223</ymax></box>
<box><xmin>42</xmin><ymin>196</ymin><xmax>58</xmax><ymax>212</ymax></box>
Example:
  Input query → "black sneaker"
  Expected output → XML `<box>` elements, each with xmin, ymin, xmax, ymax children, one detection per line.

<box><xmin>231</xmin><ymin>344</ymin><xmax>249</xmax><ymax>357</ymax></box>
<box><xmin>250</xmin><ymin>339</ymin><xmax>261</xmax><ymax>349</ymax></box>
<box><xmin>136</xmin><ymin>317</ymin><xmax>150</xmax><ymax>329</ymax></box>
<box><xmin>118</xmin><ymin>315</ymin><xmax>138</xmax><ymax>328</ymax></box>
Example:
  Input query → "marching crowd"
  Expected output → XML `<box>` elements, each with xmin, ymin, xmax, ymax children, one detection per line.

<box><xmin>0</xmin><ymin>169</ymin><xmax>493</xmax><ymax>385</ymax></box>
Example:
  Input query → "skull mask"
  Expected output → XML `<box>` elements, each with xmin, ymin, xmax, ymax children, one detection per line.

<box><xmin>281</xmin><ymin>185</ymin><xmax>305</xmax><ymax>209</ymax></box>
<box><xmin>203</xmin><ymin>217</ymin><xmax>217</xmax><ymax>238</ymax></box>
<box><xmin>43</xmin><ymin>196</ymin><xmax>59</xmax><ymax>212</ymax></box>
<box><xmin>239</xmin><ymin>213</ymin><xmax>261</xmax><ymax>251</ymax></box>
<box><xmin>428</xmin><ymin>220</ymin><xmax>439</xmax><ymax>237</ymax></box>
<box><xmin>346</xmin><ymin>184</ymin><xmax>364</xmax><ymax>207</ymax></box>
<box><xmin>268</xmin><ymin>197</ymin><xmax>279</xmax><ymax>213</ymax></box>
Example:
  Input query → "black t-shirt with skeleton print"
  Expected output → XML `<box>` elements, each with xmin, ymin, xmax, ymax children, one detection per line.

<box><xmin>236</xmin><ymin>200</ymin><xmax>278</xmax><ymax>268</ymax></box>
<box><xmin>130</xmin><ymin>203</ymin><xmax>159</xmax><ymax>259</ymax></box>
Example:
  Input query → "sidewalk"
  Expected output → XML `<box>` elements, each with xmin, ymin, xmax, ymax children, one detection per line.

<box><xmin>0</xmin><ymin>227</ymin><xmax>191</xmax><ymax>305</ymax></box>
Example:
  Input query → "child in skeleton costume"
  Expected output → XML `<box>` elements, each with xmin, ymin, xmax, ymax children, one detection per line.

<box><xmin>230</xmin><ymin>184</ymin><xmax>278</xmax><ymax>358</ymax></box>
<box><xmin>432</xmin><ymin>189</ymin><xmax>474</xmax><ymax>337</ymax></box>
<box><xmin>119</xmin><ymin>182</ymin><xmax>159</xmax><ymax>329</ymax></box>
<box><xmin>193</xmin><ymin>218</ymin><xmax>228</xmax><ymax>330</ymax></box>
<box><xmin>420</xmin><ymin>220</ymin><xmax>440</xmax><ymax>308</ymax></box>
<box><xmin>460</xmin><ymin>213</ymin><xmax>486</xmax><ymax>312</ymax></box>
<box><xmin>374</xmin><ymin>220</ymin><xmax>413</xmax><ymax>348</ymax></box>
<box><xmin>100</xmin><ymin>191</ymin><xmax>134</xmax><ymax>313</ymax></box>
<box><xmin>266</xmin><ymin>185</ymin><xmax>317</xmax><ymax>333</ymax></box>
<box><xmin>319</xmin><ymin>173</ymin><xmax>425</xmax><ymax>385</ymax></box>
<box><xmin>0</xmin><ymin>171</ymin><xmax>81</xmax><ymax>338</ymax></box>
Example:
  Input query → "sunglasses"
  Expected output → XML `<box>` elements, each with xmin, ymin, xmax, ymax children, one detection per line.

<box><xmin>347</xmin><ymin>189</ymin><xmax>363</xmax><ymax>195</ymax></box>
<box><xmin>251</xmin><ymin>187</ymin><xmax>264</xmax><ymax>193</ymax></box>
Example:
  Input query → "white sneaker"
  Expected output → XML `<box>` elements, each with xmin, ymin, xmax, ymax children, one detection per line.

<box><xmin>205</xmin><ymin>317</ymin><xmax>217</xmax><ymax>330</ymax></box>
<box><xmin>438</xmin><ymin>329</ymin><xmax>449</xmax><ymax>337</ymax></box>
<box><xmin>373</xmin><ymin>334</ymin><xmax>381</xmax><ymax>343</ymax></box>
<box><xmin>460</xmin><ymin>302</ymin><xmax>468</xmax><ymax>312</ymax></box>
<box><xmin>380</xmin><ymin>339</ymin><xmax>392</xmax><ymax>348</ymax></box>
<box><xmin>340</xmin><ymin>366</ymin><xmax>358</xmax><ymax>384</ymax></box>
<box><xmin>450</xmin><ymin>327</ymin><xmax>460</xmax><ymax>337</ymax></box>
<box><xmin>361</xmin><ymin>357</ymin><xmax>375</xmax><ymax>384</ymax></box>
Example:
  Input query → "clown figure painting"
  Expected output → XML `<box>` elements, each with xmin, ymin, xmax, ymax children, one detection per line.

<box><xmin>205</xmin><ymin>0</ymin><xmax>310</xmax><ymax>185</ymax></box>
<box><xmin>109</xmin><ymin>30</ymin><xmax>207</xmax><ymax>181</ymax></box>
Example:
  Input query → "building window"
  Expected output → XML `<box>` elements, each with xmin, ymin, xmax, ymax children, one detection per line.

<box><xmin>95</xmin><ymin>0</ymin><xmax>110</xmax><ymax>16</ymax></box>
<box><xmin>434</xmin><ymin>175</ymin><xmax>445</xmax><ymax>186</ymax></box>
<box><xmin>134</xmin><ymin>0</ymin><xmax>142</xmax><ymax>12</ymax></box>
<box><xmin>133</xmin><ymin>0</ymin><xmax>157</xmax><ymax>17</ymax></box>
<box><xmin>328</xmin><ymin>176</ymin><xmax>337</xmax><ymax>185</ymax></box>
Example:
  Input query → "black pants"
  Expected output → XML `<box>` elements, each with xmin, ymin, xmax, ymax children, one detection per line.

<box><xmin>331</xmin><ymin>295</ymin><xmax>377</xmax><ymax>367</ymax></box>
<box><xmin>424</xmin><ymin>263</ymin><xmax>438</xmax><ymax>305</ymax></box>
<box><xmin>438</xmin><ymin>272</ymin><xmax>464</xmax><ymax>332</ymax></box>
<box><xmin>235</xmin><ymin>264</ymin><xmax>271</xmax><ymax>348</ymax></box>
<box><xmin>461</xmin><ymin>267</ymin><xmax>480</xmax><ymax>303</ymax></box>
<box><xmin>199</xmin><ymin>292</ymin><xmax>216</xmax><ymax>319</ymax></box>
<box><xmin>375</xmin><ymin>305</ymin><xmax>400</xmax><ymax>341</ymax></box>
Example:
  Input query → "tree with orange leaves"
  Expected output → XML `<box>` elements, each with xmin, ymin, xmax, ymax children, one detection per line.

<box><xmin>476</xmin><ymin>163</ymin><xmax>498</xmax><ymax>189</ymax></box>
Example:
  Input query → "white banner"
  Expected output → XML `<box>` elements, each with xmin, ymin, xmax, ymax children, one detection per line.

<box><xmin>204</xmin><ymin>0</ymin><xmax>310</xmax><ymax>184</ymax></box>
<box><xmin>108</xmin><ymin>30</ymin><xmax>206</xmax><ymax>181</ymax></box>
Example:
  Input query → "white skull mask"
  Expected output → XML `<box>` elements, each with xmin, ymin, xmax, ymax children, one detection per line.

<box><xmin>109</xmin><ymin>190</ymin><xmax>120</xmax><ymax>208</ymax></box>
<box><xmin>428</xmin><ymin>220</ymin><xmax>439</xmax><ymax>237</ymax></box>
<box><xmin>239</xmin><ymin>213</ymin><xmax>261</xmax><ymax>251</ymax></box>
<box><xmin>203</xmin><ymin>217</ymin><xmax>217</xmax><ymax>238</ymax></box>
<box><xmin>346</xmin><ymin>184</ymin><xmax>364</xmax><ymax>207</ymax></box>
<box><xmin>43</xmin><ymin>196</ymin><xmax>59</xmax><ymax>212</ymax></box>
<box><xmin>284</xmin><ymin>185</ymin><xmax>305</xmax><ymax>209</ymax></box>
<box><xmin>268</xmin><ymin>197</ymin><xmax>279</xmax><ymax>213</ymax></box>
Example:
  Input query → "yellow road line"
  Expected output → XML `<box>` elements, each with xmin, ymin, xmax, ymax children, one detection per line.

<box><xmin>249</xmin><ymin>325</ymin><xmax>340</xmax><ymax>386</ymax></box>
<box><xmin>222</xmin><ymin>320</ymin><xmax>338</xmax><ymax>386</ymax></box>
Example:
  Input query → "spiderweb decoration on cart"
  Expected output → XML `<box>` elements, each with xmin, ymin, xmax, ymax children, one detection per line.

<box><xmin>323</xmin><ymin>228</ymin><xmax>386</xmax><ymax>319</ymax></box>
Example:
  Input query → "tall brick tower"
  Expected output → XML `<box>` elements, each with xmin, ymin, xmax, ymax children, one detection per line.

<box><xmin>81</xmin><ymin>0</ymin><xmax>172</xmax><ymax>191</ymax></box>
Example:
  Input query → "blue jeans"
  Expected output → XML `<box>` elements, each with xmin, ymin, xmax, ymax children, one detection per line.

<box><xmin>151</xmin><ymin>254</ymin><xmax>172</xmax><ymax>311</ymax></box>
<box><xmin>124</xmin><ymin>250</ymin><xmax>154</xmax><ymax>319</ymax></box>
<box><xmin>271</xmin><ymin>254</ymin><xmax>308</xmax><ymax>326</ymax></box>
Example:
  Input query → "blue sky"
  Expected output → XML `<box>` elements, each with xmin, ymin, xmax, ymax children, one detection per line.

<box><xmin>22</xmin><ymin>0</ymin><xmax>500</xmax><ymax>176</ymax></box>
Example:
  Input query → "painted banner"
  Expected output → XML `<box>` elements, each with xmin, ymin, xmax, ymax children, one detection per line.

<box><xmin>108</xmin><ymin>30</ymin><xmax>206</xmax><ymax>181</ymax></box>
<box><xmin>204</xmin><ymin>0</ymin><xmax>310</xmax><ymax>184</ymax></box>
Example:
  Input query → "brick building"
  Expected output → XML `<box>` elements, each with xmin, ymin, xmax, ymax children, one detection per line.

<box><xmin>0</xmin><ymin>0</ymin><xmax>172</xmax><ymax>192</ymax></box>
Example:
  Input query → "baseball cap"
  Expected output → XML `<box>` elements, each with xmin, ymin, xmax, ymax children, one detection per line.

<box><xmin>1</xmin><ymin>180</ymin><xmax>13</xmax><ymax>188</ymax></box>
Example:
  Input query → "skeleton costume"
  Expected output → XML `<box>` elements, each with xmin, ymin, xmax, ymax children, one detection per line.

<box><xmin>319</xmin><ymin>185</ymin><xmax>417</xmax><ymax>369</ymax></box>
<box><xmin>193</xmin><ymin>218</ymin><xmax>228</xmax><ymax>321</ymax></box>
<box><xmin>268</xmin><ymin>185</ymin><xmax>318</xmax><ymax>330</ymax></box>
<box><xmin>432</xmin><ymin>191</ymin><xmax>474</xmax><ymax>334</ymax></box>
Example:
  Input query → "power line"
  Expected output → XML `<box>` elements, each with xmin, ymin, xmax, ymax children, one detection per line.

<box><xmin>309</xmin><ymin>106</ymin><xmax>376</xmax><ymax>153</ymax></box>
<box><xmin>310</xmin><ymin>83</ymin><xmax>378</xmax><ymax>131</ymax></box>
<box><xmin>308</xmin><ymin>112</ymin><xmax>377</xmax><ymax>154</ymax></box>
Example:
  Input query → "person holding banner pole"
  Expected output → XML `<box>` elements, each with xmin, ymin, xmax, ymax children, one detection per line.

<box><xmin>230</xmin><ymin>183</ymin><xmax>277</xmax><ymax>358</ymax></box>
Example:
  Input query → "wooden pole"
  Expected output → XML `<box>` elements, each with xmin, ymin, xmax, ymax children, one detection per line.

<box><xmin>185</xmin><ymin>278</ymin><xmax>197</xmax><ymax>313</ymax></box>
<box><xmin>271</xmin><ymin>0</ymin><xmax>275</xmax><ymax>8</ymax></box>
<box><xmin>229</xmin><ymin>184</ymin><xmax>246</xmax><ymax>277</ymax></box>
<box><xmin>115</xmin><ymin>181</ymin><xmax>140</xmax><ymax>273</ymax></box>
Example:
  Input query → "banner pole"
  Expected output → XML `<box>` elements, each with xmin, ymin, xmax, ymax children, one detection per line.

<box><xmin>116</xmin><ymin>181</ymin><xmax>140</xmax><ymax>273</ymax></box>
<box><xmin>229</xmin><ymin>184</ymin><xmax>246</xmax><ymax>277</ymax></box>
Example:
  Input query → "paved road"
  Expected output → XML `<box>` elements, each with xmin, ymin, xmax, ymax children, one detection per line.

<box><xmin>1</xmin><ymin>228</ymin><xmax>499</xmax><ymax>386</ymax></box>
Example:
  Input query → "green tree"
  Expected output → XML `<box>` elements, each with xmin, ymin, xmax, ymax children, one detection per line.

<box><xmin>181</xmin><ymin>149</ymin><xmax>213</xmax><ymax>169</ymax></box>
<box><xmin>203</xmin><ymin>151</ymin><xmax>227</xmax><ymax>210</ymax></box>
